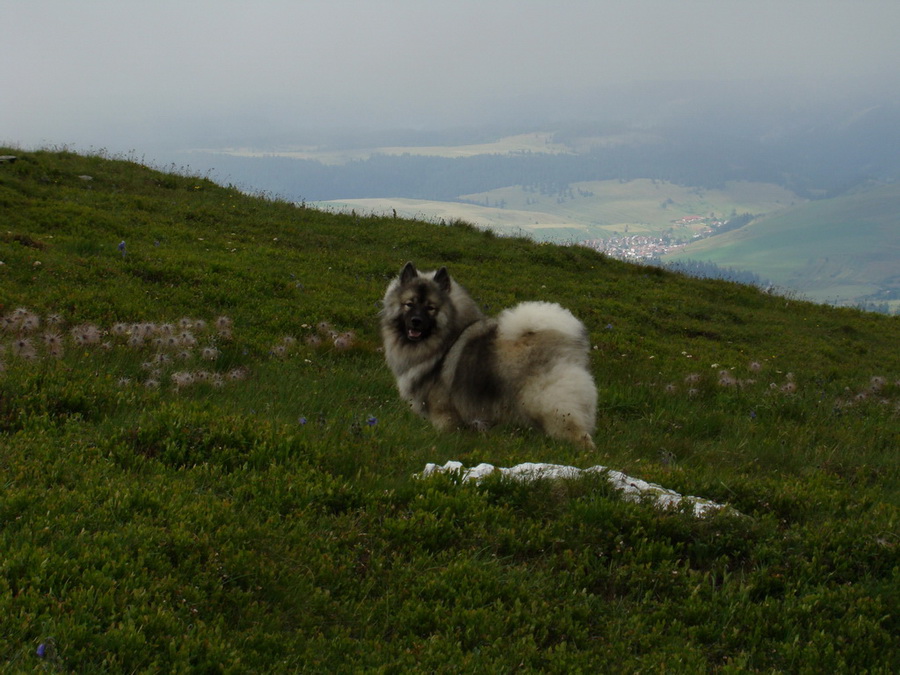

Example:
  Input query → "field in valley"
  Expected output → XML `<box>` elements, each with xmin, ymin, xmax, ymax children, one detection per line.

<box><xmin>321</xmin><ymin>179</ymin><xmax>804</xmax><ymax>242</ymax></box>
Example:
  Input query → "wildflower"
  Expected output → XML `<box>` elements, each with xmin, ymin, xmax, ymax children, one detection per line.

<box><xmin>19</xmin><ymin>312</ymin><xmax>40</xmax><ymax>333</ymax></box>
<box><xmin>46</xmin><ymin>313</ymin><xmax>63</xmax><ymax>326</ymax></box>
<box><xmin>215</xmin><ymin>316</ymin><xmax>233</xmax><ymax>333</ymax></box>
<box><xmin>42</xmin><ymin>331</ymin><xmax>64</xmax><ymax>358</ymax></box>
<box><xmin>748</xmin><ymin>361</ymin><xmax>762</xmax><ymax>372</ymax></box>
<box><xmin>305</xmin><ymin>334</ymin><xmax>322</xmax><ymax>347</ymax></box>
<box><xmin>211</xmin><ymin>373</ymin><xmax>225</xmax><ymax>388</ymax></box>
<box><xmin>781</xmin><ymin>381</ymin><xmax>798</xmax><ymax>394</ymax></box>
<box><xmin>718</xmin><ymin>371</ymin><xmax>737</xmax><ymax>387</ymax></box>
<box><xmin>144</xmin><ymin>378</ymin><xmax>160</xmax><ymax>389</ymax></box>
<box><xmin>178</xmin><ymin>331</ymin><xmax>196</xmax><ymax>347</ymax></box>
<box><xmin>111</xmin><ymin>322</ymin><xmax>129</xmax><ymax>336</ymax></box>
<box><xmin>334</xmin><ymin>332</ymin><xmax>355</xmax><ymax>350</ymax></box>
<box><xmin>171</xmin><ymin>371</ymin><xmax>194</xmax><ymax>389</ymax></box>
<box><xmin>42</xmin><ymin>331</ymin><xmax>63</xmax><ymax>349</ymax></box>
<box><xmin>12</xmin><ymin>338</ymin><xmax>37</xmax><ymax>360</ymax></box>
<box><xmin>272</xmin><ymin>344</ymin><xmax>288</xmax><ymax>358</ymax></box>
<box><xmin>298</xmin><ymin>416</ymin><xmax>308</xmax><ymax>425</ymax></box>
<box><xmin>366</xmin><ymin>416</ymin><xmax>378</xmax><ymax>426</ymax></box>
<box><xmin>117</xmin><ymin>377</ymin><xmax>131</xmax><ymax>387</ymax></box>
<box><xmin>71</xmin><ymin>323</ymin><xmax>102</xmax><ymax>346</ymax></box>
<box><xmin>118</xmin><ymin>241</ymin><xmax>126</xmax><ymax>257</ymax></box>
<box><xmin>316</xmin><ymin>321</ymin><xmax>332</xmax><ymax>334</ymax></box>
<box><xmin>176</xmin><ymin>350</ymin><xmax>192</xmax><ymax>361</ymax></box>
<box><xmin>869</xmin><ymin>376</ymin><xmax>886</xmax><ymax>392</ymax></box>
<box><xmin>201</xmin><ymin>346</ymin><xmax>219</xmax><ymax>361</ymax></box>
<box><xmin>664</xmin><ymin>384</ymin><xmax>677</xmax><ymax>394</ymax></box>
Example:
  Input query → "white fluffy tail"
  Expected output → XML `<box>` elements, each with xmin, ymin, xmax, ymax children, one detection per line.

<box><xmin>497</xmin><ymin>301</ymin><xmax>587</xmax><ymax>343</ymax></box>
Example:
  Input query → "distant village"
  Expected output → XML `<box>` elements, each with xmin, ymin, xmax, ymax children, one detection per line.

<box><xmin>580</xmin><ymin>215</ymin><xmax>729</xmax><ymax>261</ymax></box>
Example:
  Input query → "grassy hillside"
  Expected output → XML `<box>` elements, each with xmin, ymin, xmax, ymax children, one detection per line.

<box><xmin>321</xmin><ymin>179</ymin><xmax>802</xmax><ymax>243</ymax></box>
<box><xmin>667</xmin><ymin>182</ymin><xmax>900</xmax><ymax>309</ymax></box>
<box><xmin>1</xmin><ymin>148</ymin><xmax>898</xmax><ymax>672</ymax></box>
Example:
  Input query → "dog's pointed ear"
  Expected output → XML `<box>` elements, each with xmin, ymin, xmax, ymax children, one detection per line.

<box><xmin>433</xmin><ymin>267</ymin><xmax>452</xmax><ymax>292</ymax></box>
<box><xmin>400</xmin><ymin>261</ymin><xmax>418</xmax><ymax>283</ymax></box>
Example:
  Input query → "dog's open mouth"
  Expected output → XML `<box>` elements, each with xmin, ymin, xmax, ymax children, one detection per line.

<box><xmin>407</xmin><ymin>328</ymin><xmax>423</xmax><ymax>341</ymax></box>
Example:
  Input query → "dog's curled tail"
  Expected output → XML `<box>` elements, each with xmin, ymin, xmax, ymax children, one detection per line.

<box><xmin>497</xmin><ymin>301</ymin><xmax>589</xmax><ymax>344</ymax></box>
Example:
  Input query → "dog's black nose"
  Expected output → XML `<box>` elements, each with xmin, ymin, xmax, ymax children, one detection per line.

<box><xmin>410</xmin><ymin>316</ymin><xmax>423</xmax><ymax>328</ymax></box>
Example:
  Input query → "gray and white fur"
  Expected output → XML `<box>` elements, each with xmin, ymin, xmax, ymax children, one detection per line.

<box><xmin>381</xmin><ymin>262</ymin><xmax>597</xmax><ymax>448</ymax></box>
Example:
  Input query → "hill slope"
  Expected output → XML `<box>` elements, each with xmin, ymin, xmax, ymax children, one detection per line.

<box><xmin>666</xmin><ymin>182</ymin><xmax>900</xmax><ymax>308</ymax></box>
<box><xmin>1</xmin><ymin>149</ymin><xmax>898</xmax><ymax>672</ymax></box>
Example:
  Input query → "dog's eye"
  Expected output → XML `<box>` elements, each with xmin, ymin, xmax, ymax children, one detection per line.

<box><xmin>404</xmin><ymin>301</ymin><xmax>415</xmax><ymax>309</ymax></box>
<box><xmin>426</xmin><ymin>305</ymin><xmax>437</xmax><ymax>313</ymax></box>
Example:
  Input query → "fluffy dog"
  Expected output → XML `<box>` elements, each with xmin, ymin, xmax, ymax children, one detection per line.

<box><xmin>381</xmin><ymin>262</ymin><xmax>597</xmax><ymax>448</ymax></box>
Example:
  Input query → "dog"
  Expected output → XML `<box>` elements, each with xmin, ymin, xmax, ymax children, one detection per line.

<box><xmin>380</xmin><ymin>262</ymin><xmax>597</xmax><ymax>448</ymax></box>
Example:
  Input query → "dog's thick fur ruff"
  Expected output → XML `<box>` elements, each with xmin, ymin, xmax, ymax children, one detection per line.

<box><xmin>381</xmin><ymin>262</ymin><xmax>597</xmax><ymax>448</ymax></box>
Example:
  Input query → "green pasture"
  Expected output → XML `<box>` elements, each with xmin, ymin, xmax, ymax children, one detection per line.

<box><xmin>1</xmin><ymin>149</ymin><xmax>897</xmax><ymax>672</ymax></box>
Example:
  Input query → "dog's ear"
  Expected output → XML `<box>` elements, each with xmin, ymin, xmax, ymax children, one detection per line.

<box><xmin>400</xmin><ymin>261</ymin><xmax>418</xmax><ymax>284</ymax></box>
<box><xmin>433</xmin><ymin>267</ymin><xmax>452</xmax><ymax>293</ymax></box>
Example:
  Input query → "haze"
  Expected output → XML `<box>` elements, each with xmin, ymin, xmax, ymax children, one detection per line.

<box><xmin>4</xmin><ymin>0</ymin><xmax>900</xmax><ymax>154</ymax></box>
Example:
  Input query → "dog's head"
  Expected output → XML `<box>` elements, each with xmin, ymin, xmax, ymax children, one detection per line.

<box><xmin>389</xmin><ymin>261</ymin><xmax>452</xmax><ymax>343</ymax></box>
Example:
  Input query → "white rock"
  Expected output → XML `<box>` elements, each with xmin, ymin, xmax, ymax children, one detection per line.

<box><xmin>418</xmin><ymin>461</ymin><xmax>734</xmax><ymax>518</ymax></box>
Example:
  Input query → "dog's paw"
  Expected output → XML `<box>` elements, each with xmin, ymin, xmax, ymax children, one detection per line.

<box><xmin>469</xmin><ymin>419</ymin><xmax>491</xmax><ymax>433</ymax></box>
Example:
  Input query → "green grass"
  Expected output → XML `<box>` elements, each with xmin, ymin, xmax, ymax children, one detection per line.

<box><xmin>1</xmin><ymin>148</ymin><xmax>898</xmax><ymax>672</ymax></box>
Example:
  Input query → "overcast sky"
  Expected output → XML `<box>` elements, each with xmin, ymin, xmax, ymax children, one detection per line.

<box><xmin>4</xmin><ymin>0</ymin><xmax>900</xmax><ymax>152</ymax></box>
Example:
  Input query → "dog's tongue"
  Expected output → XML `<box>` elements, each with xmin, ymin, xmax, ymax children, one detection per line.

<box><xmin>407</xmin><ymin>328</ymin><xmax>422</xmax><ymax>340</ymax></box>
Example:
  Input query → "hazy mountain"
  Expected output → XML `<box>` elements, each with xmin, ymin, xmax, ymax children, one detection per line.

<box><xmin>176</xmin><ymin>84</ymin><xmax>900</xmax><ymax>203</ymax></box>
